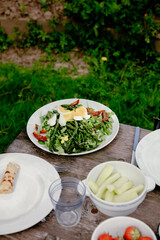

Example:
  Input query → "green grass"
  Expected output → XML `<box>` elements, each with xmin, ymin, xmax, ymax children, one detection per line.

<box><xmin>0</xmin><ymin>59</ymin><xmax>160</xmax><ymax>153</ymax></box>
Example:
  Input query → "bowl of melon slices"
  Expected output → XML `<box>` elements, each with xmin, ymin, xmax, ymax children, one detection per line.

<box><xmin>84</xmin><ymin>161</ymin><xmax>155</xmax><ymax>216</ymax></box>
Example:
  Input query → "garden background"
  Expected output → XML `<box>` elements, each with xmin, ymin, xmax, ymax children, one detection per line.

<box><xmin>0</xmin><ymin>0</ymin><xmax>160</xmax><ymax>153</ymax></box>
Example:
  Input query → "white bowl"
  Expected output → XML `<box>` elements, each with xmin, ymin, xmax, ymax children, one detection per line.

<box><xmin>84</xmin><ymin>161</ymin><xmax>155</xmax><ymax>216</ymax></box>
<box><xmin>91</xmin><ymin>216</ymin><xmax>157</xmax><ymax>240</ymax></box>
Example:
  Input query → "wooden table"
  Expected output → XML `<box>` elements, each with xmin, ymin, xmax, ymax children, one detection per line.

<box><xmin>2</xmin><ymin>123</ymin><xmax>160</xmax><ymax>240</ymax></box>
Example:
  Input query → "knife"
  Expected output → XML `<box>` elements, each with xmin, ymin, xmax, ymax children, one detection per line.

<box><xmin>154</xmin><ymin>111</ymin><xmax>160</xmax><ymax>130</ymax></box>
<box><xmin>131</xmin><ymin>126</ymin><xmax>140</xmax><ymax>166</ymax></box>
<box><xmin>156</xmin><ymin>223</ymin><xmax>160</xmax><ymax>240</ymax></box>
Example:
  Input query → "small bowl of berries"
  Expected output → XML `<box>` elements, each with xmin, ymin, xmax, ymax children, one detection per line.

<box><xmin>91</xmin><ymin>216</ymin><xmax>157</xmax><ymax>240</ymax></box>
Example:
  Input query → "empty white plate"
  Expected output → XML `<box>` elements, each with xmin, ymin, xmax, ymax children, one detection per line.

<box><xmin>136</xmin><ymin>129</ymin><xmax>160</xmax><ymax>186</ymax></box>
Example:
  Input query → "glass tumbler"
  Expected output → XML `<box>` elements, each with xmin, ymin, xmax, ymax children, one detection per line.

<box><xmin>49</xmin><ymin>177</ymin><xmax>86</xmax><ymax>227</ymax></box>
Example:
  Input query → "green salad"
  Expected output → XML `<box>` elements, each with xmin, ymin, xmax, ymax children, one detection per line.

<box><xmin>33</xmin><ymin>100</ymin><xmax>114</xmax><ymax>154</ymax></box>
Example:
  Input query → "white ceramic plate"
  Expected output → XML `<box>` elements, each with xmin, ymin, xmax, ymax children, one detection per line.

<box><xmin>0</xmin><ymin>153</ymin><xmax>60</xmax><ymax>235</ymax></box>
<box><xmin>136</xmin><ymin>129</ymin><xmax>160</xmax><ymax>186</ymax></box>
<box><xmin>27</xmin><ymin>99</ymin><xmax>119</xmax><ymax>156</ymax></box>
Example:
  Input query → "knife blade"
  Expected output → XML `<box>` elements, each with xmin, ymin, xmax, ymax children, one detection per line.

<box><xmin>131</xmin><ymin>126</ymin><xmax>140</xmax><ymax>166</ymax></box>
<box><xmin>157</xmin><ymin>223</ymin><xmax>160</xmax><ymax>240</ymax></box>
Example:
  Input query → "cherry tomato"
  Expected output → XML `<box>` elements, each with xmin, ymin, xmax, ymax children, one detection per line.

<box><xmin>87</xmin><ymin>108</ymin><xmax>103</xmax><ymax>116</ymax></box>
<box><xmin>35</xmin><ymin>124</ymin><xmax>47</xmax><ymax>133</ymax></box>
<box><xmin>102</xmin><ymin>110</ymin><xmax>109</xmax><ymax>122</ymax></box>
<box><xmin>33</xmin><ymin>132</ymin><xmax>47</xmax><ymax>142</ymax></box>
<box><xmin>70</xmin><ymin>99</ymin><xmax>79</xmax><ymax>105</ymax></box>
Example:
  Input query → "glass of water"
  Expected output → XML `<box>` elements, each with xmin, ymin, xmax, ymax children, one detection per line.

<box><xmin>49</xmin><ymin>176</ymin><xmax>86</xmax><ymax>227</ymax></box>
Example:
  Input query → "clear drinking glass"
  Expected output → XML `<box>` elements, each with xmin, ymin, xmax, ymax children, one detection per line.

<box><xmin>49</xmin><ymin>177</ymin><xmax>86</xmax><ymax>227</ymax></box>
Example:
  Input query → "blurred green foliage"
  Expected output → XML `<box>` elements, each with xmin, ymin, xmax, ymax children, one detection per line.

<box><xmin>0</xmin><ymin>27</ymin><xmax>12</xmax><ymax>51</ymax></box>
<box><xmin>0</xmin><ymin>0</ymin><xmax>158</xmax><ymax>61</ymax></box>
<box><xmin>41</xmin><ymin>0</ymin><xmax>52</xmax><ymax>11</ymax></box>
<box><xmin>0</xmin><ymin>0</ymin><xmax>160</xmax><ymax>152</ymax></box>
